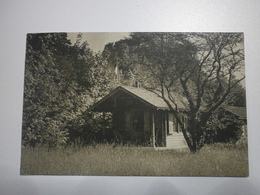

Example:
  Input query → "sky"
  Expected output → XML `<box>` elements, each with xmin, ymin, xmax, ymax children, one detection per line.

<box><xmin>67</xmin><ymin>32</ymin><xmax>130</xmax><ymax>53</ymax></box>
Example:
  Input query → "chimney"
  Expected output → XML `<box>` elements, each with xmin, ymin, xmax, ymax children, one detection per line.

<box><xmin>135</xmin><ymin>80</ymin><xmax>140</xmax><ymax>88</ymax></box>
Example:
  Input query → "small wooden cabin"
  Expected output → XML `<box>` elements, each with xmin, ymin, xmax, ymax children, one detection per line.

<box><xmin>223</xmin><ymin>106</ymin><xmax>247</xmax><ymax>137</ymax></box>
<box><xmin>92</xmin><ymin>86</ymin><xmax>188</xmax><ymax>149</ymax></box>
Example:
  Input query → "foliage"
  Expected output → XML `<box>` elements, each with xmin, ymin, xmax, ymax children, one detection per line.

<box><xmin>103</xmin><ymin>32</ymin><xmax>246</xmax><ymax>152</ymax></box>
<box><xmin>236</xmin><ymin>137</ymin><xmax>248</xmax><ymax>150</ymax></box>
<box><xmin>203</xmin><ymin>109</ymin><xmax>244</xmax><ymax>144</ymax></box>
<box><xmin>22</xmin><ymin>32</ymin><xmax>246</xmax><ymax>151</ymax></box>
<box><xmin>22</xmin><ymin>33</ymin><xmax>115</xmax><ymax>147</ymax></box>
<box><xmin>226</xmin><ymin>83</ymin><xmax>246</xmax><ymax>107</ymax></box>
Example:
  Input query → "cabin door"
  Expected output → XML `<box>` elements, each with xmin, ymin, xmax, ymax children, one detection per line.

<box><xmin>131</xmin><ymin>110</ymin><xmax>144</xmax><ymax>141</ymax></box>
<box><xmin>132</xmin><ymin>110</ymin><xmax>144</xmax><ymax>132</ymax></box>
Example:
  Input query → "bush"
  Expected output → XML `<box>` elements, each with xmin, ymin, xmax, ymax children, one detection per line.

<box><xmin>236</xmin><ymin>137</ymin><xmax>248</xmax><ymax>150</ymax></box>
<box><xmin>203</xmin><ymin>109</ymin><xmax>244</xmax><ymax>144</ymax></box>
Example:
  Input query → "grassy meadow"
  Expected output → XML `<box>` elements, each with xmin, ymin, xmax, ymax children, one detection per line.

<box><xmin>20</xmin><ymin>144</ymin><xmax>248</xmax><ymax>177</ymax></box>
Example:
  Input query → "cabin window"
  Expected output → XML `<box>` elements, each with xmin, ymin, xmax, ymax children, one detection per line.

<box><xmin>168</xmin><ymin>113</ymin><xmax>175</xmax><ymax>134</ymax></box>
<box><xmin>176</xmin><ymin>114</ymin><xmax>188</xmax><ymax>133</ymax></box>
<box><xmin>177</xmin><ymin>113</ymin><xmax>183</xmax><ymax>133</ymax></box>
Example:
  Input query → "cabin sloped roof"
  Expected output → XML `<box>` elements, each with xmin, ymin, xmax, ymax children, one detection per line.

<box><xmin>223</xmin><ymin>106</ymin><xmax>247</xmax><ymax>120</ymax></box>
<box><xmin>92</xmin><ymin>86</ymin><xmax>188</xmax><ymax>111</ymax></box>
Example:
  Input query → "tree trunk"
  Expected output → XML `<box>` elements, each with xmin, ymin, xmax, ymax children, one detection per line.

<box><xmin>184</xmin><ymin>116</ymin><xmax>201</xmax><ymax>153</ymax></box>
<box><xmin>189</xmin><ymin>145</ymin><xmax>198</xmax><ymax>154</ymax></box>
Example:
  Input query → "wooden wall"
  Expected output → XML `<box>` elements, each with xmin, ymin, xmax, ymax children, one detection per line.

<box><xmin>112</xmin><ymin>96</ymin><xmax>187</xmax><ymax>147</ymax></box>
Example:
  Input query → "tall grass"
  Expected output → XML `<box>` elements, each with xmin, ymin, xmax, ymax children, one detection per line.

<box><xmin>20</xmin><ymin>144</ymin><xmax>248</xmax><ymax>177</ymax></box>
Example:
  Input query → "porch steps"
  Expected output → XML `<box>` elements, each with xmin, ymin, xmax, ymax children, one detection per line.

<box><xmin>166</xmin><ymin>132</ymin><xmax>188</xmax><ymax>149</ymax></box>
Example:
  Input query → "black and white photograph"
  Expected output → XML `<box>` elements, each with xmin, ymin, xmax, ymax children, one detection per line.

<box><xmin>2</xmin><ymin>1</ymin><xmax>260</xmax><ymax>194</ymax></box>
<box><xmin>20</xmin><ymin>32</ymin><xmax>248</xmax><ymax>176</ymax></box>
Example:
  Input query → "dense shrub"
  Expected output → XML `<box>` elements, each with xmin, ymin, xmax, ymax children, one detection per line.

<box><xmin>203</xmin><ymin>109</ymin><xmax>244</xmax><ymax>144</ymax></box>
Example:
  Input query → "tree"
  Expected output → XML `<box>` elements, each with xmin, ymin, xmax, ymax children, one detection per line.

<box><xmin>225</xmin><ymin>83</ymin><xmax>246</xmax><ymax>107</ymax></box>
<box><xmin>22</xmin><ymin>33</ymin><xmax>72</xmax><ymax>147</ymax></box>
<box><xmin>107</xmin><ymin>32</ymin><xmax>245</xmax><ymax>153</ymax></box>
<box><xmin>22</xmin><ymin>33</ymin><xmax>114</xmax><ymax>147</ymax></box>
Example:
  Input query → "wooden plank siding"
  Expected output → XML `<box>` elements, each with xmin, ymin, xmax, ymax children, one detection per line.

<box><xmin>151</xmin><ymin>112</ymin><xmax>155</xmax><ymax>148</ymax></box>
<box><xmin>113</xmin><ymin>108</ymin><xmax>188</xmax><ymax>149</ymax></box>
<box><xmin>166</xmin><ymin>133</ymin><xmax>188</xmax><ymax>149</ymax></box>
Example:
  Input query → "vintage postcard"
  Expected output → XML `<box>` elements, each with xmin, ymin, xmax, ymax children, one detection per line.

<box><xmin>20</xmin><ymin>32</ymin><xmax>248</xmax><ymax>176</ymax></box>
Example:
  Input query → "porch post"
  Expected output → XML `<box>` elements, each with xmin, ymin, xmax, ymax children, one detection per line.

<box><xmin>102</xmin><ymin>112</ymin><xmax>105</xmax><ymax>139</ymax></box>
<box><xmin>152</xmin><ymin>112</ymin><xmax>155</xmax><ymax>148</ymax></box>
<box><xmin>165</xmin><ymin>112</ymin><xmax>168</xmax><ymax>147</ymax></box>
<box><xmin>161</xmin><ymin>112</ymin><xmax>165</xmax><ymax>147</ymax></box>
<box><xmin>166</xmin><ymin>112</ymin><xmax>169</xmax><ymax>135</ymax></box>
